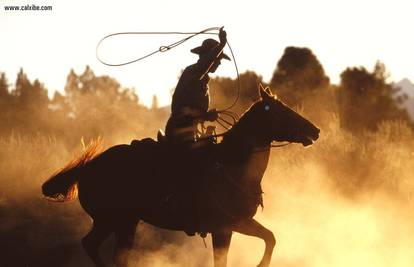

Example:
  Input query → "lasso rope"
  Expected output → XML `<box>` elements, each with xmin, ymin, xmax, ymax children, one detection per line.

<box><xmin>96</xmin><ymin>27</ymin><xmax>240</xmax><ymax>112</ymax></box>
<box><xmin>96</xmin><ymin>27</ymin><xmax>219</xmax><ymax>66</ymax></box>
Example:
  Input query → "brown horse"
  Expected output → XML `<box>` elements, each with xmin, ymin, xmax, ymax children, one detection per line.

<box><xmin>42</xmin><ymin>85</ymin><xmax>320</xmax><ymax>267</ymax></box>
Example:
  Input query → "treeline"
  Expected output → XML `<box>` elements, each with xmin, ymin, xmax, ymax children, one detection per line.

<box><xmin>0</xmin><ymin>66</ymin><xmax>169</xmax><ymax>146</ymax></box>
<box><xmin>0</xmin><ymin>46</ymin><xmax>412</xmax><ymax>145</ymax></box>
<box><xmin>210</xmin><ymin>47</ymin><xmax>412</xmax><ymax>132</ymax></box>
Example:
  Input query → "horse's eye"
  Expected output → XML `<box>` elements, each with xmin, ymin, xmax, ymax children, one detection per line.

<box><xmin>264</xmin><ymin>105</ymin><xmax>270</xmax><ymax>111</ymax></box>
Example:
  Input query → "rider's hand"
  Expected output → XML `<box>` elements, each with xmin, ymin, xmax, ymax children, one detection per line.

<box><xmin>219</xmin><ymin>27</ymin><xmax>227</xmax><ymax>44</ymax></box>
<box><xmin>205</xmin><ymin>109</ymin><xmax>219</xmax><ymax>122</ymax></box>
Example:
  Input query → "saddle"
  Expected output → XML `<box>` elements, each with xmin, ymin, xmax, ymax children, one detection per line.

<box><xmin>129</xmin><ymin>131</ymin><xmax>218</xmax><ymax>190</ymax></box>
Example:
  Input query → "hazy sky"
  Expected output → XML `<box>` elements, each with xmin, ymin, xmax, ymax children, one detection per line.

<box><xmin>1</xmin><ymin>0</ymin><xmax>413</xmax><ymax>106</ymax></box>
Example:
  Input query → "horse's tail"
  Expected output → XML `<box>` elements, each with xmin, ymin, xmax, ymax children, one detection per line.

<box><xmin>42</xmin><ymin>138</ymin><xmax>103</xmax><ymax>202</ymax></box>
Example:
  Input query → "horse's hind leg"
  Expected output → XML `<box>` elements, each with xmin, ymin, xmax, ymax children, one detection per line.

<box><xmin>113</xmin><ymin>219</ymin><xmax>139</xmax><ymax>267</ymax></box>
<box><xmin>82</xmin><ymin>220</ymin><xmax>113</xmax><ymax>267</ymax></box>
<box><xmin>212</xmin><ymin>230</ymin><xmax>233</xmax><ymax>267</ymax></box>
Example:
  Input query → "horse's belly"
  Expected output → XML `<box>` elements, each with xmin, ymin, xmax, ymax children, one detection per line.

<box><xmin>142</xmin><ymin>217</ymin><xmax>185</xmax><ymax>231</ymax></box>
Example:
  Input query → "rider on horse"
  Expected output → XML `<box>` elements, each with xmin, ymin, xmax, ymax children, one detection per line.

<box><xmin>161</xmin><ymin>28</ymin><xmax>231</xmax><ymax>236</ymax></box>
<box><xmin>165</xmin><ymin>27</ymin><xmax>230</xmax><ymax>146</ymax></box>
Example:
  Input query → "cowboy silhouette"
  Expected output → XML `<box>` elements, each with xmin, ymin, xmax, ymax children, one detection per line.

<box><xmin>164</xmin><ymin>27</ymin><xmax>230</xmax><ymax>145</ymax></box>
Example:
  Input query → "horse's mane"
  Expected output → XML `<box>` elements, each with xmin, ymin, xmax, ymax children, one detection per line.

<box><xmin>221</xmin><ymin>100</ymin><xmax>262</xmax><ymax>143</ymax></box>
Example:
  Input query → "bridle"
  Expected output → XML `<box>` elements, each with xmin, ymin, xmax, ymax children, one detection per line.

<box><xmin>197</xmin><ymin>110</ymin><xmax>293</xmax><ymax>150</ymax></box>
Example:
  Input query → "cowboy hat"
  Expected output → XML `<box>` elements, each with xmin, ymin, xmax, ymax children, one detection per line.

<box><xmin>190</xmin><ymin>39</ymin><xmax>230</xmax><ymax>60</ymax></box>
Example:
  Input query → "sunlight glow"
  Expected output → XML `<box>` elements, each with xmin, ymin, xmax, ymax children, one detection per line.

<box><xmin>1</xmin><ymin>0</ymin><xmax>413</xmax><ymax>107</ymax></box>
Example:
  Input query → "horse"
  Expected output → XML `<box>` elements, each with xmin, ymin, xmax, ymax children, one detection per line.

<box><xmin>42</xmin><ymin>85</ymin><xmax>320</xmax><ymax>267</ymax></box>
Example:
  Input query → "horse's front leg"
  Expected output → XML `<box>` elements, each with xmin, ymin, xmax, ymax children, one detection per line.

<box><xmin>212</xmin><ymin>230</ymin><xmax>233</xmax><ymax>267</ymax></box>
<box><xmin>233</xmin><ymin>218</ymin><xmax>276</xmax><ymax>267</ymax></box>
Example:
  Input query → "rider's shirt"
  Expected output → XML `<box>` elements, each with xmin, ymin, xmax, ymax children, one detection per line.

<box><xmin>166</xmin><ymin>41</ymin><xmax>224</xmax><ymax>143</ymax></box>
<box><xmin>171</xmin><ymin>63</ymin><xmax>210</xmax><ymax>119</ymax></box>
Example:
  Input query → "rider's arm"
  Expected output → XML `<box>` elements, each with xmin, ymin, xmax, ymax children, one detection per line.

<box><xmin>184</xmin><ymin>28</ymin><xmax>227</xmax><ymax>83</ymax></box>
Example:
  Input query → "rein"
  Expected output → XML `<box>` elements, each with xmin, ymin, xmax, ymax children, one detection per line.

<box><xmin>199</xmin><ymin>111</ymin><xmax>293</xmax><ymax>150</ymax></box>
<box><xmin>250</xmin><ymin>142</ymin><xmax>292</xmax><ymax>153</ymax></box>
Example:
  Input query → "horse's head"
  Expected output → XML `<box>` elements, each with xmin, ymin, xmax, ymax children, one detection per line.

<box><xmin>245</xmin><ymin>84</ymin><xmax>320</xmax><ymax>146</ymax></box>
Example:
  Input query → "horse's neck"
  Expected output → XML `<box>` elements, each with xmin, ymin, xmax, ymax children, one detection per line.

<box><xmin>241</xmin><ymin>147</ymin><xmax>270</xmax><ymax>185</ymax></box>
<box><xmin>220</xmin><ymin>122</ymin><xmax>271</xmax><ymax>185</ymax></box>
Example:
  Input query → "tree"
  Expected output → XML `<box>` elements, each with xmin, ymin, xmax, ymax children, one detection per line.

<box><xmin>270</xmin><ymin>46</ymin><xmax>330</xmax><ymax>106</ymax></box>
<box><xmin>60</xmin><ymin>66</ymin><xmax>155</xmax><ymax>142</ymax></box>
<box><xmin>14</xmin><ymin>68</ymin><xmax>31</xmax><ymax>98</ymax></box>
<box><xmin>210</xmin><ymin>71</ymin><xmax>264</xmax><ymax>114</ymax></box>
<box><xmin>13</xmin><ymin>68</ymin><xmax>49</xmax><ymax>110</ymax></box>
<box><xmin>337</xmin><ymin>61</ymin><xmax>411</xmax><ymax>132</ymax></box>
<box><xmin>0</xmin><ymin>72</ymin><xmax>8</xmax><ymax>98</ymax></box>
<box><xmin>151</xmin><ymin>94</ymin><xmax>159</xmax><ymax>110</ymax></box>
<box><xmin>6</xmin><ymin>68</ymin><xmax>50</xmax><ymax>133</ymax></box>
<box><xmin>0</xmin><ymin>72</ymin><xmax>12</xmax><ymax>134</ymax></box>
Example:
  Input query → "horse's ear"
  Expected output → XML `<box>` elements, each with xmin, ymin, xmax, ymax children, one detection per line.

<box><xmin>265</xmin><ymin>86</ymin><xmax>278</xmax><ymax>99</ymax></box>
<box><xmin>259</xmin><ymin>83</ymin><xmax>272</xmax><ymax>100</ymax></box>
<box><xmin>265</xmin><ymin>86</ymin><xmax>273</xmax><ymax>96</ymax></box>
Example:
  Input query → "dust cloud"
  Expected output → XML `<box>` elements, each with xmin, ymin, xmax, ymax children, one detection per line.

<box><xmin>1</xmin><ymin>116</ymin><xmax>414</xmax><ymax>267</ymax></box>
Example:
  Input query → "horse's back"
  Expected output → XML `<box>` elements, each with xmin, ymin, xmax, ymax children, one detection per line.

<box><xmin>78</xmin><ymin>141</ymin><xmax>160</xmax><ymax>217</ymax></box>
